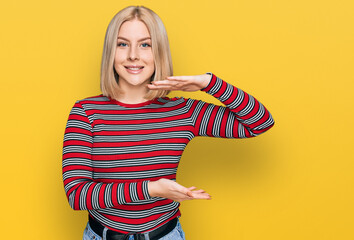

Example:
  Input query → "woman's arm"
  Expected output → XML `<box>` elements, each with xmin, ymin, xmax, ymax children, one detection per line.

<box><xmin>147</xmin><ymin>73</ymin><xmax>274</xmax><ymax>200</ymax></box>
<box><xmin>148</xmin><ymin>179</ymin><xmax>211</xmax><ymax>202</ymax></box>
<box><xmin>148</xmin><ymin>73</ymin><xmax>275</xmax><ymax>138</ymax></box>
<box><xmin>62</xmin><ymin>102</ymin><xmax>152</xmax><ymax>210</ymax></box>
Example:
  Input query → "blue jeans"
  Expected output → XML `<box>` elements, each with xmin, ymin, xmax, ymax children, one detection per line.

<box><xmin>83</xmin><ymin>218</ymin><xmax>186</xmax><ymax>240</ymax></box>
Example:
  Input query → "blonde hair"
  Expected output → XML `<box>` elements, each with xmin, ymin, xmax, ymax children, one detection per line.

<box><xmin>100</xmin><ymin>6</ymin><xmax>173</xmax><ymax>100</ymax></box>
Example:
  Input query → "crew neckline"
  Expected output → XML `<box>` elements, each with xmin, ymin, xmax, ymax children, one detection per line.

<box><xmin>109</xmin><ymin>97</ymin><xmax>158</xmax><ymax>108</ymax></box>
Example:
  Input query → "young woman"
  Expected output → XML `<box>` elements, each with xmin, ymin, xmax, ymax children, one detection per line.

<box><xmin>62</xmin><ymin>5</ymin><xmax>275</xmax><ymax>240</ymax></box>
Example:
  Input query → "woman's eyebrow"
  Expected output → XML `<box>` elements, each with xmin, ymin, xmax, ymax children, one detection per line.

<box><xmin>117</xmin><ymin>37</ymin><xmax>151</xmax><ymax>41</ymax></box>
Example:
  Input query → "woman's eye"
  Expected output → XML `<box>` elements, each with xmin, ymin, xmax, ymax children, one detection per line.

<box><xmin>141</xmin><ymin>43</ymin><xmax>151</xmax><ymax>47</ymax></box>
<box><xmin>117</xmin><ymin>42</ymin><xmax>127</xmax><ymax>47</ymax></box>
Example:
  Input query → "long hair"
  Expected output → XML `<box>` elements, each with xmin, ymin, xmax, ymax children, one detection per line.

<box><xmin>100</xmin><ymin>6</ymin><xmax>173</xmax><ymax>100</ymax></box>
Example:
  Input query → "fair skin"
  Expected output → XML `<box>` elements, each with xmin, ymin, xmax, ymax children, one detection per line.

<box><xmin>114</xmin><ymin>19</ymin><xmax>155</xmax><ymax>103</ymax></box>
<box><xmin>114</xmin><ymin>18</ymin><xmax>212</xmax><ymax>201</ymax></box>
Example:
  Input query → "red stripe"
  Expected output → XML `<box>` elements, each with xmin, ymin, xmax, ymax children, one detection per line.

<box><xmin>92</xmin><ymin>151</ymin><xmax>182</xmax><ymax>161</ymax></box>
<box><xmin>86</xmin><ymin>184</ymin><xmax>94</xmax><ymax>210</ymax></box>
<box><xmin>233</xmin><ymin>121</ymin><xmax>239</xmax><ymax>138</ymax></box>
<box><xmin>74</xmin><ymin>183</ymin><xmax>85</xmax><ymax>210</ymax></box>
<box><xmin>65</xmin><ymin>127</ymin><xmax>92</xmax><ymax>135</ymax></box>
<box><xmin>124</xmin><ymin>183</ymin><xmax>131</xmax><ymax>203</ymax></box>
<box><xmin>64</xmin><ymin>140</ymin><xmax>92</xmax><ymax>147</ymax></box>
<box><xmin>136</xmin><ymin>181</ymin><xmax>144</xmax><ymax>200</ymax></box>
<box><xmin>219</xmin><ymin>110</ymin><xmax>228</xmax><ymax>137</ymax></box>
<box><xmin>206</xmin><ymin>107</ymin><xmax>218</xmax><ymax>136</ymax></box>
<box><xmin>94</xmin><ymin>113</ymin><xmax>188</xmax><ymax>125</ymax></box>
<box><xmin>93</xmin><ymin>138</ymin><xmax>189</xmax><ymax>147</ymax></box>
<box><xmin>68</xmin><ymin>114</ymin><xmax>91</xmax><ymax>123</ymax></box>
<box><xmin>63</xmin><ymin>165</ymin><xmax>92</xmax><ymax>172</ymax></box>
<box><xmin>93</xmin><ymin>163</ymin><xmax>178</xmax><ymax>173</ymax></box>
<box><xmin>95</xmin><ymin>174</ymin><xmax>176</xmax><ymax>183</ymax></box>
<box><xmin>113</xmin><ymin>198</ymin><xmax>173</xmax><ymax>211</ymax></box>
<box><xmin>212</xmin><ymin>79</ymin><xmax>227</xmax><ymax>98</ymax></box>
<box><xmin>94</xmin><ymin>126</ymin><xmax>191</xmax><ymax>136</ymax></box>
<box><xmin>111</xmin><ymin>183</ymin><xmax>118</xmax><ymax>206</ymax></box>
<box><xmin>98</xmin><ymin>184</ymin><xmax>106</xmax><ymax>208</ymax></box>
<box><xmin>63</xmin><ymin>152</ymin><xmax>91</xmax><ymax>160</ymax></box>
<box><xmin>101</xmin><ymin>211</ymin><xmax>166</xmax><ymax>224</ymax></box>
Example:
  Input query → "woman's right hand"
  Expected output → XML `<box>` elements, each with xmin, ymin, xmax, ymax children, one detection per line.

<box><xmin>148</xmin><ymin>178</ymin><xmax>211</xmax><ymax>202</ymax></box>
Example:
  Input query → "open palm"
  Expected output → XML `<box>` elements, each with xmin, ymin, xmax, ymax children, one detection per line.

<box><xmin>148</xmin><ymin>74</ymin><xmax>211</xmax><ymax>92</ymax></box>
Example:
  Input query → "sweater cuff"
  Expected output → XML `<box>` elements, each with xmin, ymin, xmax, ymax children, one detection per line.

<box><xmin>118</xmin><ymin>180</ymin><xmax>152</xmax><ymax>204</ymax></box>
<box><xmin>142</xmin><ymin>180</ymin><xmax>152</xmax><ymax>200</ymax></box>
<box><xmin>201</xmin><ymin>72</ymin><xmax>225</xmax><ymax>97</ymax></box>
<box><xmin>200</xmin><ymin>73</ymin><xmax>240</xmax><ymax>108</ymax></box>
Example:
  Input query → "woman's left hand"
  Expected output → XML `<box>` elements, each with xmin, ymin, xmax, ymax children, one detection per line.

<box><xmin>147</xmin><ymin>74</ymin><xmax>211</xmax><ymax>92</ymax></box>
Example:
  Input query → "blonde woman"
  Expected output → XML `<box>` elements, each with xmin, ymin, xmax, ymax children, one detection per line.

<box><xmin>62</xmin><ymin>5</ymin><xmax>275</xmax><ymax>240</ymax></box>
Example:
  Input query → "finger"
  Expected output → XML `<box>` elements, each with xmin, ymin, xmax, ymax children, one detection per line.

<box><xmin>174</xmin><ymin>182</ymin><xmax>192</xmax><ymax>194</ymax></box>
<box><xmin>152</xmin><ymin>79</ymin><xmax>186</xmax><ymax>85</ymax></box>
<box><xmin>191</xmin><ymin>189</ymin><xmax>206</xmax><ymax>194</ymax></box>
<box><xmin>192</xmin><ymin>193</ymin><xmax>212</xmax><ymax>199</ymax></box>
<box><xmin>147</xmin><ymin>84</ymin><xmax>161</xmax><ymax>89</ymax></box>
<box><xmin>147</xmin><ymin>84</ymin><xmax>175</xmax><ymax>90</ymax></box>
<box><xmin>152</xmin><ymin>83</ymin><xmax>183</xmax><ymax>90</ymax></box>
<box><xmin>190</xmin><ymin>190</ymin><xmax>211</xmax><ymax>197</ymax></box>
<box><xmin>151</xmin><ymin>80</ymin><xmax>171</xmax><ymax>85</ymax></box>
<box><xmin>179</xmin><ymin>185</ymin><xmax>194</xmax><ymax>198</ymax></box>
<box><xmin>186</xmin><ymin>190</ymin><xmax>194</xmax><ymax>198</ymax></box>
<box><xmin>174</xmin><ymin>191</ymin><xmax>194</xmax><ymax>202</ymax></box>
<box><xmin>167</xmin><ymin>76</ymin><xmax>193</xmax><ymax>81</ymax></box>
<box><xmin>147</xmin><ymin>85</ymin><xmax>182</xmax><ymax>91</ymax></box>
<box><xmin>176</xmin><ymin>182</ymin><xmax>210</xmax><ymax>200</ymax></box>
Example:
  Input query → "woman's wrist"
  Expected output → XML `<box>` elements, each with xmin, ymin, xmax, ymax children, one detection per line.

<box><xmin>200</xmin><ymin>73</ymin><xmax>213</xmax><ymax>90</ymax></box>
<box><xmin>148</xmin><ymin>180</ymin><xmax>159</xmax><ymax>197</ymax></box>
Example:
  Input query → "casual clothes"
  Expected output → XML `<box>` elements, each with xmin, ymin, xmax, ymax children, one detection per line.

<box><xmin>62</xmin><ymin>72</ymin><xmax>274</xmax><ymax>233</ymax></box>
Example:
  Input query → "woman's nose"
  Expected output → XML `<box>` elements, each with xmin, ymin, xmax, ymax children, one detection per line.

<box><xmin>128</xmin><ymin>46</ymin><xmax>139</xmax><ymax>61</ymax></box>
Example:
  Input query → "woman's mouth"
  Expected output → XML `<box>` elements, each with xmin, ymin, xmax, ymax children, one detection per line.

<box><xmin>125</xmin><ymin>66</ymin><xmax>144</xmax><ymax>74</ymax></box>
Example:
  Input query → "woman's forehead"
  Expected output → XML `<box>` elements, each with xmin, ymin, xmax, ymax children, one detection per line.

<box><xmin>118</xmin><ymin>19</ymin><xmax>150</xmax><ymax>39</ymax></box>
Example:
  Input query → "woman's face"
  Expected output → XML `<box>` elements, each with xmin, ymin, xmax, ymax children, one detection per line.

<box><xmin>114</xmin><ymin>19</ymin><xmax>155</xmax><ymax>88</ymax></box>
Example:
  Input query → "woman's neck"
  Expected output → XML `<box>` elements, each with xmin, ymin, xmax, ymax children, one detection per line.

<box><xmin>116</xmin><ymin>83</ymin><xmax>150</xmax><ymax>104</ymax></box>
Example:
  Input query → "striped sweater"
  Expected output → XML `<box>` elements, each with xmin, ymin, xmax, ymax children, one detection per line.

<box><xmin>62</xmin><ymin>73</ymin><xmax>274</xmax><ymax>233</ymax></box>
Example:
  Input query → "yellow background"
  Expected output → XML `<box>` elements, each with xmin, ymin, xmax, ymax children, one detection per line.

<box><xmin>1</xmin><ymin>0</ymin><xmax>353</xmax><ymax>239</ymax></box>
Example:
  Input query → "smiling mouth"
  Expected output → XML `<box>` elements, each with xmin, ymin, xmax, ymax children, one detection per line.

<box><xmin>125</xmin><ymin>66</ymin><xmax>144</xmax><ymax>70</ymax></box>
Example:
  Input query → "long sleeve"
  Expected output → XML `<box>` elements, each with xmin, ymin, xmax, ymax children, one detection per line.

<box><xmin>62</xmin><ymin>102</ymin><xmax>152</xmax><ymax>210</ymax></box>
<box><xmin>189</xmin><ymin>73</ymin><xmax>274</xmax><ymax>138</ymax></box>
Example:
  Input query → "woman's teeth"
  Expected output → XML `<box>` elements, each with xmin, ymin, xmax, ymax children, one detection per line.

<box><xmin>126</xmin><ymin>67</ymin><xmax>143</xmax><ymax>70</ymax></box>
